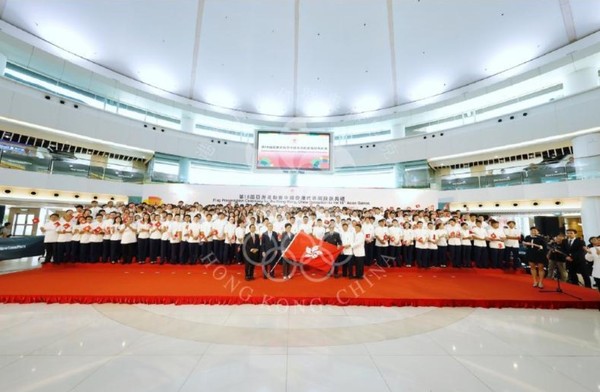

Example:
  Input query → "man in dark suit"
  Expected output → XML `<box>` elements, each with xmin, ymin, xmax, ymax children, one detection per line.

<box><xmin>561</xmin><ymin>229</ymin><xmax>591</xmax><ymax>288</ymax></box>
<box><xmin>323</xmin><ymin>223</ymin><xmax>343</xmax><ymax>277</ymax></box>
<box><xmin>280</xmin><ymin>223</ymin><xmax>295</xmax><ymax>279</ymax></box>
<box><xmin>261</xmin><ymin>222</ymin><xmax>279</xmax><ymax>279</ymax></box>
<box><xmin>243</xmin><ymin>224</ymin><xmax>260</xmax><ymax>281</ymax></box>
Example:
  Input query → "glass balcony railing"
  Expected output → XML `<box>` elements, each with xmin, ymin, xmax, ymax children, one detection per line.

<box><xmin>0</xmin><ymin>142</ymin><xmax>145</xmax><ymax>184</ymax></box>
<box><xmin>437</xmin><ymin>157</ymin><xmax>600</xmax><ymax>191</ymax></box>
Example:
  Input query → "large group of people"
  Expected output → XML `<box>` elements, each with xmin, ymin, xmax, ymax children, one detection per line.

<box><xmin>37</xmin><ymin>200</ymin><xmax>599</xmax><ymax>290</ymax></box>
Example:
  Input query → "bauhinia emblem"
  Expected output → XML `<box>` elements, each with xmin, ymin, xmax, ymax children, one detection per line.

<box><xmin>304</xmin><ymin>246</ymin><xmax>323</xmax><ymax>259</ymax></box>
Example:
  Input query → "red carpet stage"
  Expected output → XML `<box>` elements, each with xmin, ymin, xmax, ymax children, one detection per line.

<box><xmin>0</xmin><ymin>263</ymin><xmax>598</xmax><ymax>309</ymax></box>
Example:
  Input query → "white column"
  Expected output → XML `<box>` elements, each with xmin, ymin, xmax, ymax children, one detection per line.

<box><xmin>572</xmin><ymin>132</ymin><xmax>600</xmax><ymax>239</ymax></box>
<box><xmin>563</xmin><ymin>67</ymin><xmax>599</xmax><ymax>96</ymax></box>
<box><xmin>0</xmin><ymin>53</ymin><xmax>7</xmax><ymax>75</ymax></box>
<box><xmin>572</xmin><ymin>132</ymin><xmax>600</xmax><ymax>179</ymax></box>
<box><xmin>180</xmin><ymin>114</ymin><xmax>195</xmax><ymax>133</ymax></box>
<box><xmin>391</xmin><ymin>123</ymin><xmax>405</xmax><ymax>139</ymax></box>
<box><xmin>581</xmin><ymin>197</ymin><xmax>600</xmax><ymax>241</ymax></box>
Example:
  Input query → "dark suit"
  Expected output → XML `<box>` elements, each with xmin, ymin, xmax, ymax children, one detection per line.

<box><xmin>260</xmin><ymin>231</ymin><xmax>279</xmax><ymax>278</ymax></box>
<box><xmin>323</xmin><ymin>231</ymin><xmax>345</xmax><ymax>276</ymax></box>
<box><xmin>243</xmin><ymin>232</ymin><xmax>260</xmax><ymax>279</ymax></box>
<box><xmin>280</xmin><ymin>231</ymin><xmax>295</xmax><ymax>277</ymax></box>
<box><xmin>561</xmin><ymin>238</ymin><xmax>591</xmax><ymax>287</ymax></box>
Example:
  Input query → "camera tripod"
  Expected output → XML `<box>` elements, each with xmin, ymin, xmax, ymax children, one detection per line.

<box><xmin>539</xmin><ymin>263</ymin><xmax>582</xmax><ymax>300</ymax></box>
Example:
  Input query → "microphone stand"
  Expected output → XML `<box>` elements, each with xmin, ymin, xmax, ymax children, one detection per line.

<box><xmin>539</xmin><ymin>249</ymin><xmax>582</xmax><ymax>300</ymax></box>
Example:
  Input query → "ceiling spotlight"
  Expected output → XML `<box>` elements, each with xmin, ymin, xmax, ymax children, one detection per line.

<box><xmin>54</xmin><ymin>193</ymin><xmax>60</xmax><ymax>197</ymax></box>
<box><xmin>4</xmin><ymin>189</ymin><xmax>11</xmax><ymax>194</ymax></box>
<box><xmin>74</xmin><ymin>194</ymin><xmax>80</xmax><ymax>199</ymax></box>
<box><xmin>533</xmin><ymin>202</ymin><xmax>538</xmax><ymax>206</ymax></box>
<box><xmin>30</xmin><ymin>191</ymin><xmax>37</xmax><ymax>196</ymax></box>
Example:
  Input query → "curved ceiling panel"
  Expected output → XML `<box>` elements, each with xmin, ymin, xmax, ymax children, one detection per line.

<box><xmin>1</xmin><ymin>0</ymin><xmax>599</xmax><ymax>118</ymax></box>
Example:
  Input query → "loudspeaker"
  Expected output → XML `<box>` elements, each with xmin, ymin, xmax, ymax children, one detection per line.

<box><xmin>0</xmin><ymin>205</ymin><xmax>5</xmax><ymax>224</ymax></box>
<box><xmin>534</xmin><ymin>216</ymin><xmax>560</xmax><ymax>237</ymax></box>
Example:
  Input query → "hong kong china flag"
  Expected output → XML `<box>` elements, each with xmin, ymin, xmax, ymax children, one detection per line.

<box><xmin>283</xmin><ymin>231</ymin><xmax>343</xmax><ymax>272</ymax></box>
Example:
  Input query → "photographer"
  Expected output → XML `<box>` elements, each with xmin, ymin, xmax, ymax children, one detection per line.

<box><xmin>546</xmin><ymin>233</ymin><xmax>568</xmax><ymax>282</ymax></box>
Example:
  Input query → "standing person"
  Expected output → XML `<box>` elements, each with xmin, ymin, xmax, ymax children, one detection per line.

<box><xmin>338</xmin><ymin>222</ymin><xmax>355</xmax><ymax>277</ymax></box>
<box><xmin>148</xmin><ymin>214</ymin><xmax>162</xmax><ymax>264</ymax></box>
<box><xmin>280</xmin><ymin>223</ymin><xmax>295</xmax><ymax>280</ymax></box>
<box><xmin>312</xmin><ymin>219</ymin><xmax>326</xmax><ymax>240</ymax></box>
<box><xmin>561</xmin><ymin>229</ymin><xmax>591</xmax><ymax>288</ymax></box>
<box><xmin>120</xmin><ymin>215</ymin><xmax>138</xmax><ymax>264</ymax></box>
<box><xmin>435</xmin><ymin>222</ymin><xmax>448</xmax><ymax>267</ymax></box>
<box><xmin>374</xmin><ymin>219</ymin><xmax>390</xmax><ymax>267</ymax></box>
<box><xmin>260</xmin><ymin>222</ymin><xmax>279</xmax><ymax>279</ymax></box>
<box><xmin>178</xmin><ymin>215</ymin><xmax>191</xmax><ymax>264</ymax></box>
<box><xmin>460</xmin><ymin>222</ymin><xmax>473</xmax><ymax>268</ymax></box>
<box><xmin>234</xmin><ymin>219</ymin><xmax>246</xmax><ymax>265</ymax></box>
<box><xmin>159</xmin><ymin>213</ymin><xmax>173</xmax><ymax>264</ymax></box>
<box><xmin>137</xmin><ymin>214</ymin><xmax>151</xmax><ymax>264</ymax></box>
<box><xmin>101</xmin><ymin>212</ymin><xmax>114</xmax><ymax>263</ymax></box>
<box><xmin>243</xmin><ymin>224</ymin><xmax>260</xmax><ymax>280</ymax></box>
<box><xmin>413</xmin><ymin>221</ymin><xmax>428</xmax><ymax>268</ymax></box>
<box><xmin>56</xmin><ymin>210</ymin><xmax>75</xmax><ymax>264</ymax></box>
<box><xmin>425</xmin><ymin>222</ymin><xmax>438</xmax><ymax>268</ymax></box>
<box><xmin>109</xmin><ymin>216</ymin><xmax>123</xmax><ymax>264</ymax></box>
<box><xmin>213</xmin><ymin>212</ymin><xmax>227</xmax><ymax>263</ymax></box>
<box><xmin>547</xmin><ymin>232</ymin><xmax>568</xmax><ymax>282</ymax></box>
<box><xmin>78</xmin><ymin>216</ymin><xmax>93</xmax><ymax>263</ymax></box>
<box><xmin>504</xmin><ymin>221</ymin><xmax>522</xmax><ymax>269</ymax></box>
<box><xmin>350</xmin><ymin>223</ymin><xmax>365</xmax><ymax>279</ymax></box>
<box><xmin>201</xmin><ymin>213</ymin><xmax>214</xmax><ymax>260</ymax></box>
<box><xmin>388</xmin><ymin>219</ymin><xmax>402</xmax><ymax>267</ymax></box>
<box><xmin>90</xmin><ymin>214</ymin><xmax>105</xmax><ymax>263</ymax></box>
<box><xmin>323</xmin><ymin>222</ymin><xmax>343</xmax><ymax>277</ymax></box>
<box><xmin>487</xmin><ymin>220</ymin><xmax>506</xmax><ymax>269</ymax></box>
<box><xmin>169</xmin><ymin>215</ymin><xmax>182</xmax><ymax>264</ymax></box>
<box><xmin>472</xmin><ymin>220</ymin><xmax>488</xmax><ymax>268</ymax></box>
<box><xmin>40</xmin><ymin>213</ymin><xmax>60</xmax><ymax>264</ymax></box>
<box><xmin>446</xmin><ymin>219</ymin><xmax>462</xmax><ymax>268</ymax></box>
<box><xmin>584</xmin><ymin>236</ymin><xmax>600</xmax><ymax>294</ymax></box>
<box><xmin>71</xmin><ymin>218</ymin><xmax>83</xmax><ymax>263</ymax></box>
<box><xmin>523</xmin><ymin>227</ymin><xmax>547</xmax><ymax>288</ymax></box>
<box><xmin>223</xmin><ymin>216</ymin><xmax>237</xmax><ymax>265</ymax></box>
<box><xmin>402</xmin><ymin>222</ymin><xmax>414</xmax><ymax>267</ymax></box>
<box><xmin>188</xmin><ymin>215</ymin><xmax>202</xmax><ymax>265</ymax></box>
<box><xmin>363</xmin><ymin>217</ymin><xmax>375</xmax><ymax>266</ymax></box>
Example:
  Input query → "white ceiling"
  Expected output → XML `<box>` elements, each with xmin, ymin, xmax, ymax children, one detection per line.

<box><xmin>0</xmin><ymin>0</ymin><xmax>599</xmax><ymax>118</ymax></box>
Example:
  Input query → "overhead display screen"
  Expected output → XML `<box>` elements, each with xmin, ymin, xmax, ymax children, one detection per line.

<box><xmin>255</xmin><ymin>131</ymin><xmax>331</xmax><ymax>171</ymax></box>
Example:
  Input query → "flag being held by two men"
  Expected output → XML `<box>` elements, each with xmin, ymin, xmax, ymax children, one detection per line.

<box><xmin>282</xmin><ymin>231</ymin><xmax>343</xmax><ymax>272</ymax></box>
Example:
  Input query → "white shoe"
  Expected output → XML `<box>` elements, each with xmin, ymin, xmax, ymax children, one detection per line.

<box><xmin>538</xmin><ymin>283</ymin><xmax>544</xmax><ymax>289</ymax></box>
<box><xmin>533</xmin><ymin>282</ymin><xmax>538</xmax><ymax>287</ymax></box>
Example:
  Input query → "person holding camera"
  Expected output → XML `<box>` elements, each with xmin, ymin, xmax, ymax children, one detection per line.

<box><xmin>546</xmin><ymin>232</ymin><xmax>568</xmax><ymax>282</ymax></box>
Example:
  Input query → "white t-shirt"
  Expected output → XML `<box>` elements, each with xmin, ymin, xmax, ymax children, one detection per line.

<box><xmin>374</xmin><ymin>226</ymin><xmax>389</xmax><ymax>247</ymax></box>
<box><xmin>137</xmin><ymin>222</ymin><xmax>151</xmax><ymax>239</ymax></box>
<box><xmin>42</xmin><ymin>221</ymin><xmax>59</xmax><ymax>243</ymax></box>
<box><xmin>110</xmin><ymin>223</ymin><xmax>122</xmax><ymax>241</ymax></box>
<box><xmin>504</xmin><ymin>227</ymin><xmax>521</xmax><ymax>248</ymax></box>
<box><xmin>388</xmin><ymin>226</ymin><xmax>402</xmax><ymax>246</ymax></box>
<box><xmin>460</xmin><ymin>229</ymin><xmax>472</xmax><ymax>246</ymax></box>
<box><xmin>446</xmin><ymin>225</ymin><xmax>462</xmax><ymax>246</ymax></box>
<box><xmin>472</xmin><ymin>227</ymin><xmax>487</xmax><ymax>247</ymax></box>
<box><xmin>120</xmin><ymin>222</ymin><xmax>138</xmax><ymax>244</ymax></box>
<box><xmin>340</xmin><ymin>229</ymin><xmax>355</xmax><ymax>256</ymax></box>
<box><xmin>487</xmin><ymin>227</ymin><xmax>506</xmax><ymax>249</ymax></box>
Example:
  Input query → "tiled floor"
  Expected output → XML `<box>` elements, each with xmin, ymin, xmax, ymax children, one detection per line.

<box><xmin>1</xmin><ymin>258</ymin><xmax>600</xmax><ymax>391</ymax></box>
<box><xmin>0</xmin><ymin>303</ymin><xmax>599</xmax><ymax>391</ymax></box>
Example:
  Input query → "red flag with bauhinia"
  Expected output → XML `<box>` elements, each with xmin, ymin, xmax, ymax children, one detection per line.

<box><xmin>283</xmin><ymin>231</ymin><xmax>343</xmax><ymax>272</ymax></box>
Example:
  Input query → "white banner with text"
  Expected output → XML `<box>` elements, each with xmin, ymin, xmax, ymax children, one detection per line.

<box><xmin>142</xmin><ymin>184</ymin><xmax>437</xmax><ymax>209</ymax></box>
